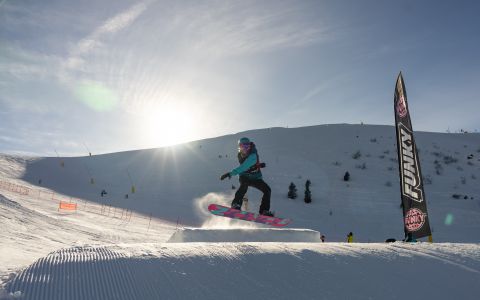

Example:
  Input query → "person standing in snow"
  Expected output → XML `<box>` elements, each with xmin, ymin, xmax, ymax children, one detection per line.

<box><xmin>220</xmin><ymin>137</ymin><xmax>273</xmax><ymax>216</ymax></box>
<box><xmin>347</xmin><ymin>232</ymin><xmax>354</xmax><ymax>243</ymax></box>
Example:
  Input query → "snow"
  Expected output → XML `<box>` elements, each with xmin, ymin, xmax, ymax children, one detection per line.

<box><xmin>166</xmin><ymin>228</ymin><xmax>321</xmax><ymax>243</ymax></box>
<box><xmin>1</xmin><ymin>124</ymin><xmax>480</xmax><ymax>299</ymax></box>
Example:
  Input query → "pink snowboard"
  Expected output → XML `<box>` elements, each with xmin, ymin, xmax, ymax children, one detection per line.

<box><xmin>208</xmin><ymin>204</ymin><xmax>291</xmax><ymax>227</ymax></box>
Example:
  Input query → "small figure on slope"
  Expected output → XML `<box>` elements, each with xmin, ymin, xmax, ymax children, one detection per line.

<box><xmin>347</xmin><ymin>232</ymin><xmax>354</xmax><ymax>243</ymax></box>
<box><xmin>220</xmin><ymin>137</ymin><xmax>273</xmax><ymax>216</ymax></box>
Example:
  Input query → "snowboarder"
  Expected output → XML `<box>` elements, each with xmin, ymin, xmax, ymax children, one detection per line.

<box><xmin>220</xmin><ymin>137</ymin><xmax>273</xmax><ymax>216</ymax></box>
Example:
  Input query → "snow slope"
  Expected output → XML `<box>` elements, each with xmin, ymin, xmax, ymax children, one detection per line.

<box><xmin>1</xmin><ymin>124</ymin><xmax>480</xmax><ymax>299</ymax></box>
<box><xmin>4</xmin><ymin>243</ymin><xmax>480</xmax><ymax>300</ymax></box>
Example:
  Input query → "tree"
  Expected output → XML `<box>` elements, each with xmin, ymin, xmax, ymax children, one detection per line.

<box><xmin>287</xmin><ymin>182</ymin><xmax>297</xmax><ymax>199</ymax></box>
<box><xmin>304</xmin><ymin>180</ymin><xmax>312</xmax><ymax>203</ymax></box>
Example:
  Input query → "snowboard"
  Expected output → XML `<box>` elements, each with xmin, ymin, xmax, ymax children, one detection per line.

<box><xmin>208</xmin><ymin>204</ymin><xmax>291</xmax><ymax>227</ymax></box>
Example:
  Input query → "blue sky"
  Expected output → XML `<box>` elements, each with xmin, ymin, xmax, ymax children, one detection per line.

<box><xmin>1</xmin><ymin>0</ymin><xmax>479</xmax><ymax>156</ymax></box>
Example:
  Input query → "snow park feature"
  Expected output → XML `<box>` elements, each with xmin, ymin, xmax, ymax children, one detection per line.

<box><xmin>1</xmin><ymin>121</ymin><xmax>480</xmax><ymax>299</ymax></box>
<box><xmin>166</xmin><ymin>228</ymin><xmax>320</xmax><ymax>243</ymax></box>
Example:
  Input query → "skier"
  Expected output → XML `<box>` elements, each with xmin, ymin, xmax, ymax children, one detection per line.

<box><xmin>220</xmin><ymin>137</ymin><xmax>273</xmax><ymax>216</ymax></box>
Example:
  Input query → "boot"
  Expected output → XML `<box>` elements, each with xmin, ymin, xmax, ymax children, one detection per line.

<box><xmin>231</xmin><ymin>200</ymin><xmax>242</xmax><ymax>210</ymax></box>
<box><xmin>259</xmin><ymin>210</ymin><xmax>274</xmax><ymax>217</ymax></box>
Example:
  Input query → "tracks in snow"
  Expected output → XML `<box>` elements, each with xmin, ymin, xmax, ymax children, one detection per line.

<box><xmin>5</xmin><ymin>243</ymin><xmax>480</xmax><ymax>300</ymax></box>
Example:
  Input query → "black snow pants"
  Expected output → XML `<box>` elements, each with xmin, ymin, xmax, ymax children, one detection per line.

<box><xmin>232</xmin><ymin>176</ymin><xmax>271</xmax><ymax>213</ymax></box>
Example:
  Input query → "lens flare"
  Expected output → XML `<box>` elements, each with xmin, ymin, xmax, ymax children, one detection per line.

<box><xmin>75</xmin><ymin>81</ymin><xmax>118</xmax><ymax>111</ymax></box>
<box><xmin>444</xmin><ymin>213</ymin><xmax>454</xmax><ymax>226</ymax></box>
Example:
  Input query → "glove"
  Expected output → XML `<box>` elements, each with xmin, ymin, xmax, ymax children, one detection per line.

<box><xmin>220</xmin><ymin>172</ymin><xmax>231</xmax><ymax>181</ymax></box>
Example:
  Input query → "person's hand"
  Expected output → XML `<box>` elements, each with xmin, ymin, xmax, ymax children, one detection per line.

<box><xmin>220</xmin><ymin>172</ymin><xmax>231</xmax><ymax>180</ymax></box>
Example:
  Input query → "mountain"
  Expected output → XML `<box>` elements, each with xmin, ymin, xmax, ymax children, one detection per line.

<box><xmin>1</xmin><ymin>124</ymin><xmax>479</xmax><ymax>299</ymax></box>
<box><xmin>12</xmin><ymin>124</ymin><xmax>480</xmax><ymax>242</ymax></box>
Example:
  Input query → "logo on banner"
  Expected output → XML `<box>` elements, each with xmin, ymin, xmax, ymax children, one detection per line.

<box><xmin>398</xmin><ymin>123</ymin><xmax>423</xmax><ymax>202</ymax></box>
<box><xmin>396</xmin><ymin>95</ymin><xmax>408</xmax><ymax>118</ymax></box>
<box><xmin>405</xmin><ymin>208</ymin><xmax>427</xmax><ymax>231</ymax></box>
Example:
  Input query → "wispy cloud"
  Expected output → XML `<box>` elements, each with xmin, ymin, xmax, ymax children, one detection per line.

<box><xmin>172</xmin><ymin>1</ymin><xmax>328</xmax><ymax>57</ymax></box>
<box><xmin>64</xmin><ymin>1</ymin><xmax>149</xmax><ymax>71</ymax></box>
<box><xmin>0</xmin><ymin>45</ymin><xmax>61</xmax><ymax>81</ymax></box>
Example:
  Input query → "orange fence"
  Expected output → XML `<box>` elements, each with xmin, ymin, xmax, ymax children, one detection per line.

<box><xmin>0</xmin><ymin>178</ymin><xmax>185</xmax><ymax>230</ymax></box>
<box><xmin>58</xmin><ymin>201</ymin><xmax>77</xmax><ymax>211</ymax></box>
<box><xmin>0</xmin><ymin>180</ymin><xmax>31</xmax><ymax>195</ymax></box>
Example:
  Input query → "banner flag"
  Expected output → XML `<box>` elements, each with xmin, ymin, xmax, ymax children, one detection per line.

<box><xmin>394</xmin><ymin>72</ymin><xmax>432</xmax><ymax>240</ymax></box>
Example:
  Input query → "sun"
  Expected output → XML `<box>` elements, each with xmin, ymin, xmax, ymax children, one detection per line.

<box><xmin>140</xmin><ymin>103</ymin><xmax>196</xmax><ymax>147</ymax></box>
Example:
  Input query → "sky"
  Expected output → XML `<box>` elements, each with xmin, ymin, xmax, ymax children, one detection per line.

<box><xmin>1</xmin><ymin>0</ymin><xmax>479</xmax><ymax>156</ymax></box>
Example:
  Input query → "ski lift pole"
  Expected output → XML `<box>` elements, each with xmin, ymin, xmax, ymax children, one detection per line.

<box><xmin>83</xmin><ymin>142</ymin><xmax>92</xmax><ymax>156</ymax></box>
<box><xmin>54</xmin><ymin>149</ymin><xmax>65</xmax><ymax>167</ymax></box>
<box><xmin>126</xmin><ymin>169</ymin><xmax>136</xmax><ymax>193</ymax></box>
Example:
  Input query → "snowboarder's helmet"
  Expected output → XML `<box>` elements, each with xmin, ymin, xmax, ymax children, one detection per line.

<box><xmin>238</xmin><ymin>137</ymin><xmax>250</xmax><ymax>145</ymax></box>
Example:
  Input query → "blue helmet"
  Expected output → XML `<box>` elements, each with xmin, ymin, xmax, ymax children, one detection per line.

<box><xmin>238</xmin><ymin>137</ymin><xmax>250</xmax><ymax>145</ymax></box>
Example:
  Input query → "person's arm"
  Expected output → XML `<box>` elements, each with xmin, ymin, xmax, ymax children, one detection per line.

<box><xmin>230</xmin><ymin>154</ymin><xmax>257</xmax><ymax>176</ymax></box>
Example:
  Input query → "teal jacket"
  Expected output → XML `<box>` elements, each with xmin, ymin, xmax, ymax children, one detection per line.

<box><xmin>229</xmin><ymin>146</ymin><xmax>262</xmax><ymax>180</ymax></box>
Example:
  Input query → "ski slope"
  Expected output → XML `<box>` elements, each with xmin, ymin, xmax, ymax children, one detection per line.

<box><xmin>5</xmin><ymin>243</ymin><xmax>480</xmax><ymax>300</ymax></box>
<box><xmin>1</xmin><ymin>124</ymin><xmax>480</xmax><ymax>299</ymax></box>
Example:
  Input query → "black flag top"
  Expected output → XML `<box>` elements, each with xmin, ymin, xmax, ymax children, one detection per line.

<box><xmin>394</xmin><ymin>72</ymin><xmax>432</xmax><ymax>239</ymax></box>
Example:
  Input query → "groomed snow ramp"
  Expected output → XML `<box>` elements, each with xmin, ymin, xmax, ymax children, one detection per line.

<box><xmin>167</xmin><ymin>228</ymin><xmax>321</xmax><ymax>243</ymax></box>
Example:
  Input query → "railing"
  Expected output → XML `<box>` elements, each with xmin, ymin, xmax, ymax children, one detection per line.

<box><xmin>0</xmin><ymin>178</ymin><xmax>184</xmax><ymax>231</ymax></box>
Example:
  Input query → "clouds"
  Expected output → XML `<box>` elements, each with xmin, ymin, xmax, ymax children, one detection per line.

<box><xmin>65</xmin><ymin>1</ymin><xmax>149</xmax><ymax>71</ymax></box>
<box><xmin>1</xmin><ymin>0</ymin><xmax>479</xmax><ymax>155</ymax></box>
<box><xmin>164</xmin><ymin>1</ymin><xmax>327</xmax><ymax>58</ymax></box>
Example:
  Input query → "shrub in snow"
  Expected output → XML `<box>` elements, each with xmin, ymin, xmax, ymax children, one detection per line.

<box><xmin>423</xmin><ymin>175</ymin><xmax>432</xmax><ymax>185</ymax></box>
<box><xmin>355</xmin><ymin>162</ymin><xmax>366</xmax><ymax>170</ymax></box>
<box><xmin>343</xmin><ymin>171</ymin><xmax>350</xmax><ymax>181</ymax></box>
<box><xmin>443</xmin><ymin>155</ymin><xmax>458</xmax><ymax>164</ymax></box>
<box><xmin>461</xmin><ymin>177</ymin><xmax>466</xmax><ymax>185</ymax></box>
<box><xmin>287</xmin><ymin>182</ymin><xmax>297</xmax><ymax>199</ymax></box>
<box><xmin>304</xmin><ymin>180</ymin><xmax>312</xmax><ymax>203</ymax></box>
<box><xmin>352</xmin><ymin>151</ymin><xmax>362</xmax><ymax>160</ymax></box>
<box><xmin>434</xmin><ymin>160</ymin><xmax>443</xmax><ymax>175</ymax></box>
<box><xmin>385</xmin><ymin>181</ymin><xmax>392</xmax><ymax>187</ymax></box>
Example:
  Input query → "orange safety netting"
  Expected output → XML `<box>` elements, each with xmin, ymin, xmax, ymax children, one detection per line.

<box><xmin>58</xmin><ymin>201</ymin><xmax>77</xmax><ymax>211</ymax></box>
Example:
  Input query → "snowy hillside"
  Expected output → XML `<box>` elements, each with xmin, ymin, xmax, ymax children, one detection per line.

<box><xmin>1</xmin><ymin>124</ymin><xmax>480</xmax><ymax>299</ymax></box>
<box><xmin>11</xmin><ymin>124</ymin><xmax>480</xmax><ymax>241</ymax></box>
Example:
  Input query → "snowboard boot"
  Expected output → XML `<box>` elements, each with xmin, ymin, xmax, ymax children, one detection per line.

<box><xmin>259</xmin><ymin>210</ymin><xmax>274</xmax><ymax>217</ymax></box>
<box><xmin>231</xmin><ymin>200</ymin><xmax>242</xmax><ymax>210</ymax></box>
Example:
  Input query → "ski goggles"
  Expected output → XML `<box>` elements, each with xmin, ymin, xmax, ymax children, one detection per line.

<box><xmin>238</xmin><ymin>143</ymin><xmax>251</xmax><ymax>152</ymax></box>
